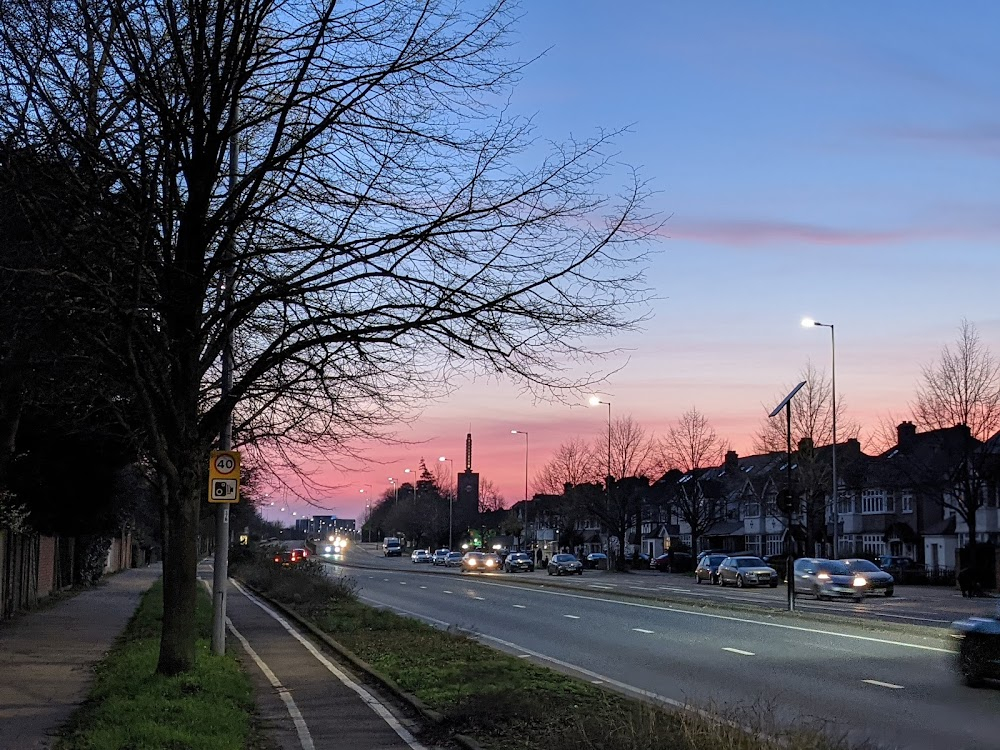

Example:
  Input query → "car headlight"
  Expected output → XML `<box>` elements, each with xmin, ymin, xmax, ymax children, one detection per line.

<box><xmin>853</xmin><ymin>577</ymin><xmax>867</xmax><ymax>587</ymax></box>
<box><xmin>468</xmin><ymin>559</ymin><xmax>477</xmax><ymax>566</ymax></box>
<box><xmin>817</xmin><ymin>573</ymin><xmax>830</xmax><ymax>580</ymax></box>
<box><xmin>324</xmin><ymin>546</ymin><xmax>332</xmax><ymax>553</ymax></box>
<box><xmin>486</xmin><ymin>559</ymin><xmax>495</xmax><ymax>567</ymax></box>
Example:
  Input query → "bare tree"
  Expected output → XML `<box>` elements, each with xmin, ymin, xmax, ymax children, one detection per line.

<box><xmin>607</xmin><ymin>415</ymin><xmax>664</xmax><ymax>481</ymax></box>
<box><xmin>0</xmin><ymin>0</ymin><xmax>655</xmax><ymax>673</ymax></box>
<box><xmin>913</xmin><ymin>319</ymin><xmax>1000</xmax><ymax>574</ymax></box>
<box><xmin>478</xmin><ymin>478</ymin><xmax>505</xmax><ymax>513</ymax></box>
<box><xmin>661</xmin><ymin>407</ymin><xmax>722</xmax><ymax>472</ymax></box>
<box><xmin>534</xmin><ymin>436</ymin><xmax>601</xmax><ymax>494</ymax></box>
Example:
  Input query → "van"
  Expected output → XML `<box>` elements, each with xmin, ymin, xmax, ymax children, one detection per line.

<box><xmin>383</xmin><ymin>537</ymin><xmax>402</xmax><ymax>557</ymax></box>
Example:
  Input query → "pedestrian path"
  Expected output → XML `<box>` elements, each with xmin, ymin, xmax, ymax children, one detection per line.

<box><xmin>0</xmin><ymin>564</ymin><xmax>162</xmax><ymax>749</ymax></box>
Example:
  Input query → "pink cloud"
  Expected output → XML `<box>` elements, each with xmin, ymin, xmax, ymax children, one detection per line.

<box><xmin>662</xmin><ymin>219</ymin><xmax>911</xmax><ymax>247</ymax></box>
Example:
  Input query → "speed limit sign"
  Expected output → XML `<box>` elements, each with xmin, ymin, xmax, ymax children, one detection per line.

<box><xmin>208</xmin><ymin>450</ymin><xmax>241</xmax><ymax>503</ymax></box>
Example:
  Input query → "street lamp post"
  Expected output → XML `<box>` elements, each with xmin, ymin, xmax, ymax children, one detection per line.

<box><xmin>803</xmin><ymin>318</ymin><xmax>838</xmax><ymax>558</ymax></box>
<box><xmin>438</xmin><ymin>456</ymin><xmax>455</xmax><ymax>550</ymax></box>
<box><xmin>388</xmin><ymin>477</ymin><xmax>398</xmax><ymax>502</ymax></box>
<box><xmin>359</xmin><ymin>486</ymin><xmax>372</xmax><ymax>542</ymax></box>
<box><xmin>404</xmin><ymin>468</ymin><xmax>417</xmax><ymax>504</ymax></box>
<box><xmin>589</xmin><ymin>396</ymin><xmax>612</xmax><ymax>478</ymax></box>
<box><xmin>511</xmin><ymin>430</ymin><xmax>529</xmax><ymax>551</ymax></box>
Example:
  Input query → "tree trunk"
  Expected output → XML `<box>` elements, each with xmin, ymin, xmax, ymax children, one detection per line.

<box><xmin>156</xmin><ymin>457</ymin><xmax>200</xmax><ymax>675</ymax></box>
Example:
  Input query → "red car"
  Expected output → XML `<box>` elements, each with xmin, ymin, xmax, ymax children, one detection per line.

<box><xmin>273</xmin><ymin>549</ymin><xmax>304</xmax><ymax>566</ymax></box>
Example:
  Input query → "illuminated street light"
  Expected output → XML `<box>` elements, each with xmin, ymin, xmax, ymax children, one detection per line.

<box><xmin>439</xmin><ymin>456</ymin><xmax>455</xmax><ymax>550</ymax></box>
<box><xmin>511</xmin><ymin>430</ymin><xmax>530</xmax><ymax>552</ymax></box>
<box><xmin>802</xmin><ymin>317</ymin><xmax>838</xmax><ymax>558</ymax></box>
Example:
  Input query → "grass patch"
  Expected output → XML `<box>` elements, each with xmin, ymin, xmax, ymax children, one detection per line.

<box><xmin>56</xmin><ymin>579</ymin><xmax>256</xmax><ymax>750</ymax></box>
<box><xmin>234</xmin><ymin>550</ymin><xmax>883</xmax><ymax>750</ymax></box>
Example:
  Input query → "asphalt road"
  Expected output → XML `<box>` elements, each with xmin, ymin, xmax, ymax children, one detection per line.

<box><xmin>320</xmin><ymin>545</ymin><xmax>1000</xmax><ymax>750</ymax></box>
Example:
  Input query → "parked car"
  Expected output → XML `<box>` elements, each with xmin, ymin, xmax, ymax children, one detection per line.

<box><xmin>504</xmin><ymin>552</ymin><xmax>535</xmax><ymax>572</ymax></box>
<box><xmin>843</xmin><ymin>558</ymin><xmax>895</xmax><ymax>596</ymax></box>
<box><xmin>651</xmin><ymin>551</ymin><xmax>693</xmax><ymax>573</ymax></box>
<box><xmin>584</xmin><ymin>552</ymin><xmax>608</xmax><ymax>570</ymax></box>
<box><xmin>763</xmin><ymin>554</ymin><xmax>790</xmax><ymax>582</ymax></box>
<box><xmin>629</xmin><ymin>552</ymin><xmax>650</xmax><ymax>569</ymax></box>
<box><xmin>717</xmin><ymin>556</ymin><xmax>779</xmax><ymax>588</ymax></box>
<box><xmin>547</xmin><ymin>553</ymin><xmax>583</xmax><ymax>576</ymax></box>
<box><xmin>951</xmin><ymin>604</ymin><xmax>1000</xmax><ymax>687</ymax></box>
<box><xmin>445</xmin><ymin>551</ymin><xmax>464</xmax><ymax>567</ymax></box>
<box><xmin>694</xmin><ymin>554</ymin><xmax>728</xmax><ymax>584</ymax></box>
<box><xmin>411</xmin><ymin>549</ymin><xmax>431</xmax><ymax>563</ymax></box>
<box><xmin>432</xmin><ymin>548</ymin><xmax>451</xmax><ymax>566</ymax></box>
<box><xmin>877</xmin><ymin>555</ymin><xmax>928</xmax><ymax>584</ymax></box>
<box><xmin>794</xmin><ymin>558</ymin><xmax>866</xmax><ymax>602</ymax></box>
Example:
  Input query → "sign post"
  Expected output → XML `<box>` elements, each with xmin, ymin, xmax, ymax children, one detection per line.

<box><xmin>208</xmin><ymin>450</ymin><xmax>241</xmax><ymax>504</ymax></box>
<box><xmin>209</xmin><ymin>449</ymin><xmax>240</xmax><ymax>655</ymax></box>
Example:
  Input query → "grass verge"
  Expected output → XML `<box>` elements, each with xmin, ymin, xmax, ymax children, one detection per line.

<box><xmin>56</xmin><ymin>579</ymin><xmax>258</xmax><ymax>750</ymax></box>
<box><xmin>233</xmin><ymin>547</ymin><xmax>883</xmax><ymax>750</ymax></box>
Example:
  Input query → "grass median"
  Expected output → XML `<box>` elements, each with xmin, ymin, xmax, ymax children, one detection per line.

<box><xmin>234</xmin><ymin>547</ymin><xmax>882</xmax><ymax>750</ymax></box>
<box><xmin>57</xmin><ymin>579</ymin><xmax>260</xmax><ymax>750</ymax></box>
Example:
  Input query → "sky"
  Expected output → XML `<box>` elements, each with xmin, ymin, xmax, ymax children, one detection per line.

<box><xmin>263</xmin><ymin>1</ymin><xmax>1000</xmax><ymax>524</ymax></box>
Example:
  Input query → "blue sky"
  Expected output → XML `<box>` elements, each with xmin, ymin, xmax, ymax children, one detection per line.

<box><xmin>271</xmin><ymin>2</ymin><xmax>1000</xmax><ymax>521</ymax></box>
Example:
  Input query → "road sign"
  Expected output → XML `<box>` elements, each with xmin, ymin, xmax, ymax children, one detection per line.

<box><xmin>208</xmin><ymin>450</ymin><xmax>241</xmax><ymax>503</ymax></box>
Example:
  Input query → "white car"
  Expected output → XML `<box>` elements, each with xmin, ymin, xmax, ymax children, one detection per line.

<box><xmin>411</xmin><ymin>549</ymin><xmax>431</xmax><ymax>563</ymax></box>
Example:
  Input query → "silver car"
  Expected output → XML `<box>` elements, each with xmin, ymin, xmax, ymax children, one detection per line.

<box><xmin>843</xmin><ymin>558</ymin><xmax>895</xmax><ymax>597</ymax></box>
<box><xmin>794</xmin><ymin>558</ymin><xmax>866</xmax><ymax>602</ymax></box>
<box><xmin>694</xmin><ymin>554</ymin><xmax>728</xmax><ymax>584</ymax></box>
<box><xmin>432</xmin><ymin>548</ymin><xmax>451</xmax><ymax>566</ymax></box>
<box><xmin>717</xmin><ymin>556</ymin><xmax>778</xmax><ymax>588</ymax></box>
<box><xmin>547</xmin><ymin>553</ymin><xmax>583</xmax><ymax>576</ymax></box>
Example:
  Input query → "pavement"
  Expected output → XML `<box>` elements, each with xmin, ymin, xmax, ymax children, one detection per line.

<box><xmin>0</xmin><ymin>563</ymin><xmax>162</xmax><ymax>750</ymax></box>
<box><xmin>0</xmin><ymin>560</ymin><xmax>430</xmax><ymax>750</ymax></box>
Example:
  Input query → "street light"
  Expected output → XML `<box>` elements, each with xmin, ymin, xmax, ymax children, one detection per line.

<box><xmin>802</xmin><ymin>317</ymin><xmax>838</xmax><ymax>558</ymax></box>
<box><xmin>359</xmin><ymin>486</ymin><xmax>373</xmax><ymax>542</ymax></box>
<box><xmin>439</xmin><ymin>456</ymin><xmax>455</xmax><ymax>550</ymax></box>
<box><xmin>511</xmin><ymin>430</ymin><xmax>529</xmax><ymax>552</ymax></box>
<box><xmin>589</xmin><ymin>396</ymin><xmax>612</xmax><ymax>479</ymax></box>
<box><xmin>387</xmin><ymin>477</ymin><xmax>398</xmax><ymax>502</ymax></box>
<box><xmin>404</xmin><ymin>468</ymin><xmax>417</xmax><ymax>504</ymax></box>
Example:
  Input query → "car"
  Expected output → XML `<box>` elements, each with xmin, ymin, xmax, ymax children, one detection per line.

<box><xmin>504</xmin><ymin>552</ymin><xmax>535</xmax><ymax>572</ymax></box>
<box><xmin>292</xmin><ymin>547</ymin><xmax>309</xmax><ymax>559</ymax></box>
<box><xmin>461</xmin><ymin>551</ymin><xmax>499</xmax><ymax>573</ymax></box>
<box><xmin>445</xmin><ymin>551</ymin><xmax>464</xmax><ymax>567</ymax></box>
<box><xmin>717</xmin><ymin>556</ymin><xmax>779</xmax><ymax>588</ymax></box>
<box><xmin>763</xmin><ymin>554</ymin><xmax>790</xmax><ymax>582</ymax></box>
<box><xmin>411</xmin><ymin>549</ymin><xmax>431</xmax><ymax>563</ymax></box>
<box><xmin>951</xmin><ymin>604</ymin><xmax>1000</xmax><ymax>687</ymax></box>
<box><xmin>432</xmin><ymin>548</ymin><xmax>451</xmax><ymax>566</ymax></box>
<box><xmin>583</xmin><ymin>552</ymin><xmax>608</xmax><ymax>570</ymax></box>
<box><xmin>794</xmin><ymin>558</ymin><xmax>866</xmax><ymax>602</ymax></box>
<box><xmin>694</xmin><ymin>554</ymin><xmax>728</xmax><ymax>584</ymax></box>
<box><xmin>628</xmin><ymin>552</ymin><xmax>650</xmax><ymax>569</ymax></box>
<box><xmin>843</xmin><ymin>558</ymin><xmax>895</xmax><ymax>596</ymax></box>
<box><xmin>272</xmin><ymin>550</ymin><xmax>302</xmax><ymax>567</ymax></box>
<box><xmin>876</xmin><ymin>555</ymin><xmax>928</xmax><ymax>584</ymax></box>
<box><xmin>547</xmin><ymin>553</ymin><xmax>583</xmax><ymax>576</ymax></box>
<box><xmin>382</xmin><ymin>537</ymin><xmax>402</xmax><ymax>557</ymax></box>
<box><xmin>650</xmin><ymin>552</ymin><xmax>692</xmax><ymax>573</ymax></box>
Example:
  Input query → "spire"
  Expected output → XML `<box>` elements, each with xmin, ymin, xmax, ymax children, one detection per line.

<box><xmin>465</xmin><ymin>432</ymin><xmax>473</xmax><ymax>473</ymax></box>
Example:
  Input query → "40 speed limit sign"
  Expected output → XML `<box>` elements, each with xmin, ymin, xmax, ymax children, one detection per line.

<box><xmin>208</xmin><ymin>450</ymin><xmax>241</xmax><ymax>504</ymax></box>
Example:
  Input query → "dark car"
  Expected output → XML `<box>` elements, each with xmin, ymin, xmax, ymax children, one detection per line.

<box><xmin>628</xmin><ymin>552</ymin><xmax>650</xmax><ymax>570</ymax></box>
<box><xmin>794</xmin><ymin>558</ymin><xmax>866</xmax><ymax>602</ymax></box>
<box><xmin>694</xmin><ymin>554</ymin><xmax>728</xmax><ymax>584</ymax></box>
<box><xmin>717</xmin><ymin>556</ymin><xmax>778</xmax><ymax>588</ymax></box>
<box><xmin>651</xmin><ymin>552</ymin><xmax>692</xmax><ymax>573</ymax></box>
<box><xmin>504</xmin><ymin>552</ymin><xmax>535</xmax><ymax>572</ymax></box>
<box><xmin>272</xmin><ymin>550</ymin><xmax>302</xmax><ymax>567</ymax></box>
<box><xmin>877</xmin><ymin>555</ymin><xmax>928</xmax><ymax>584</ymax></box>
<box><xmin>952</xmin><ymin>604</ymin><xmax>1000</xmax><ymax>686</ymax></box>
<box><xmin>547</xmin><ymin>553</ymin><xmax>583</xmax><ymax>576</ymax></box>
<box><xmin>763</xmin><ymin>554</ymin><xmax>790</xmax><ymax>582</ymax></box>
<box><xmin>584</xmin><ymin>552</ymin><xmax>608</xmax><ymax>570</ymax></box>
<box><xmin>843</xmin><ymin>558</ymin><xmax>895</xmax><ymax>597</ymax></box>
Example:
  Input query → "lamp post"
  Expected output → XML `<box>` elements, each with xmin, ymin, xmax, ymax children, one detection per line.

<box><xmin>589</xmin><ymin>396</ymin><xmax>612</xmax><ymax>478</ymax></box>
<box><xmin>802</xmin><ymin>318</ymin><xmax>838</xmax><ymax>559</ymax></box>
<box><xmin>511</xmin><ymin>430</ymin><xmax>529</xmax><ymax>551</ymax></box>
<box><xmin>388</xmin><ymin>477</ymin><xmax>398</xmax><ymax>502</ymax></box>
<box><xmin>439</xmin><ymin>456</ymin><xmax>455</xmax><ymax>550</ymax></box>
<box><xmin>404</xmin><ymin>468</ymin><xmax>417</xmax><ymax>504</ymax></box>
<box><xmin>359</xmin><ymin>486</ymin><xmax>372</xmax><ymax>542</ymax></box>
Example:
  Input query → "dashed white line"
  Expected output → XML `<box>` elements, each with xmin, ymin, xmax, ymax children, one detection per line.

<box><xmin>512</xmin><ymin>604</ymin><xmax>526</xmax><ymax>609</ymax></box>
<box><xmin>473</xmin><ymin>596</ymin><xmax>486</xmax><ymax>601</ymax></box>
<box><xmin>419</xmin><ymin>586</ymin><xmax>427</xmax><ymax>589</ymax></box>
<box><xmin>399</xmin><ymin>581</ymin><xmax>407</xmax><ymax>585</ymax></box>
<box><xmin>632</xmin><ymin>628</ymin><xmax>655</xmax><ymax>634</ymax></box>
<box><xmin>564</xmin><ymin>614</ymin><xmax>580</xmax><ymax>619</ymax></box>
<box><xmin>722</xmin><ymin>647</ymin><xmax>755</xmax><ymax>656</ymax></box>
<box><xmin>443</xmin><ymin>590</ymin><xmax>453</xmax><ymax>594</ymax></box>
<box><xmin>862</xmin><ymin>679</ymin><xmax>905</xmax><ymax>689</ymax></box>
<box><xmin>517</xmin><ymin>654</ymin><xmax>531</xmax><ymax>658</ymax></box>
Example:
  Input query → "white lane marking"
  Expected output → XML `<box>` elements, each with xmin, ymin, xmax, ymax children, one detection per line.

<box><xmin>512</xmin><ymin>604</ymin><xmax>527</xmax><ymax>609</ymax></box>
<box><xmin>473</xmin><ymin>596</ymin><xmax>486</xmax><ymax>601</ymax></box>
<box><xmin>633</xmin><ymin>628</ymin><xmax>654</xmax><ymax>634</ymax></box>
<box><xmin>589</xmin><ymin>584</ymin><xmax>615</xmax><ymax>589</ymax></box>
<box><xmin>443</xmin><ymin>590</ymin><xmax>453</xmax><ymax>594</ymax></box>
<box><xmin>383</xmin><ymin>578</ymin><xmax>389</xmax><ymax>581</ymax></box>
<box><xmin>518</xmin><ymin>654</ymin><xmax>531</xmax><ymax>658</ymax></box>
<box><xmin>722</xmin><ymin>647</ymin><xmax>755</xmax><ymax>656</ymax></box>
<box><xmin>231</xmin><ymin>582</ymin><xmax>427</xmax><ymax>750</ymax></box>
<box><xmin>863</xmin><ymin>679</ymin><xmax>905</xmax><ymax>689</ymax></box>
<box><xmin>226</xmin><ymin>618</ymin><xmax>316</xmax><ymax>750</ymax></box>
<box><xmin>420</xmin><ymin>586</ymin><xmax>427</xmax><ymax>589</ymax></box>
<box><xmin>459</xmin><ymin>579</ymin><xmax>953</xmax><ymax>653</ymax></box>
<box><xmin>400</xmin><ymin>582</ymin><xmax>407</xmax><ymax>585</ymax></box>
<box><xmin>591</xmin><ymin>680</ymin><xmax>604</xmax><ymax>684</ymax></box>
<box><xmin>564</xmin><ymin>614</ymin><xmax>580</xmax><ymax>619</ymax></box>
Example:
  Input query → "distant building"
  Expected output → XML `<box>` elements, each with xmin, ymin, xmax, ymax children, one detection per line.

<box><xmin>455</xmin><ymin>432</ymin><xmax>480</xmax><ymax>522</ymax></box>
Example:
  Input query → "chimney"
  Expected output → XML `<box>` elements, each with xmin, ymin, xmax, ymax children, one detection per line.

<box><xmin>897</xmin><ymin>421</ymin><xmax>917</xmax><ymax>448</ymax></box>
<box><xmin>843</xmin><ymin>437</ymin><xmax>861</xmax><ymax>458</ymax></box>
<box><xmin>797</xmin><ymin>437</ymin><xmax>814</xmax><ymax>454</ymax></box>
<box><xmin>724</xmin><ymin>450</ymin><xmax>739</xmax><ymax>473</ymax></box>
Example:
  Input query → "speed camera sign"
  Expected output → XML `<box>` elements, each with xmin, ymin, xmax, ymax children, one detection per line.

<box><xmin>208</xmin><ymin>450</ymin><xmax>241</xmax><ymax>503</ymax></box>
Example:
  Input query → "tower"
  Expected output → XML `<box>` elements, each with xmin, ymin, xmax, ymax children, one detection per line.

<box><xmin>456</xmin><ymin>432</ymin><xmax>480</xmax><ymax>523</ymax></box>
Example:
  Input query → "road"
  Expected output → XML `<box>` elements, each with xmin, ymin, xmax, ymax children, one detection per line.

<box><xmin>318</xmin><ymin>544</ymin><xmax>1000</xmax><ymax>750</ymax></box>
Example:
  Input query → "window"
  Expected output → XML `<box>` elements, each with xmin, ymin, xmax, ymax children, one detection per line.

<box><xmin>861</xmin><ymin>488</ymin><xmax>887</xmax><ymax>514</ymax></box>
<box><xmin>745</xmin><ymin>537</ymin><xmax>762</xmax><ymax>555</ymax></box>
<box><xmin>862</xmin><ymin>534</ymin><xmax>886</xmax><ymax>555</ymax></box>
<box><xmin>901</xmin><ymin>491</ymin><xmax>914</xmax><ymax>514</ymax></box>
<box><xmin>765</xmin><ymin>534</ymin><xmax>783</xmax><ymax>556</ymax></box>
<box><xmin>745</xmin><ymin>500</ymin><xmax>760</xmax><ymax>518</ymax></box>
<box><xmin>765</xmin><ymin>493</ymin><xmax>778</xmax><ymax>517</ymax></box>
<box><xmin>837</xmin><ymin>492</ymin><xmax>854</xmax><ymax>515</ymax></box>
